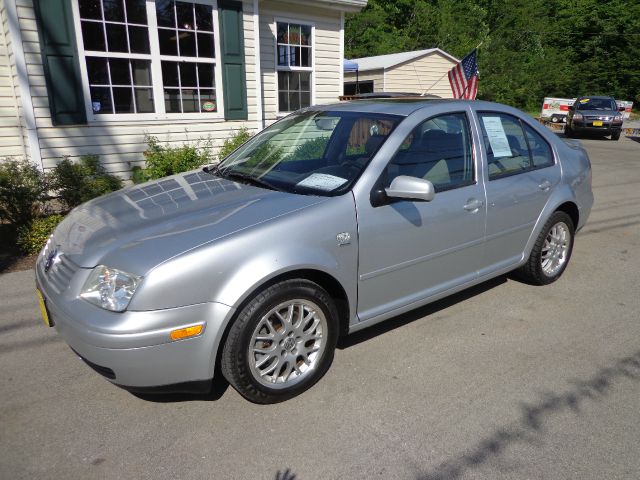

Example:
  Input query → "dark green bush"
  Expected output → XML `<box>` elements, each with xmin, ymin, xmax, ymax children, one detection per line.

<box><xmin>136</xmin><ymin>136</ymin><xmax>213</xmax><ymax>182</ymax></box>
<box><xmin>16</xmin><ymin>214</ymin><xmax>64</xmax><ymax>255</ymax></box>
<box><xmin>50</xmin><ymin>155</ymin><xmax>123</xmax><ymax>210</ymax></box>
<box><xmin>218</xmin><ymin>128</ymin><xmax>252</xmax><ymax>161</ymax></box>
<box><xmin>0</xmin><ymin>158</ymin><xmax>48</xmax><ymax>226</ymax></box>
<box><xmin>288</xmin><ymin>136</ymin><xmax>329</xmax><ymax>160</ymax></box>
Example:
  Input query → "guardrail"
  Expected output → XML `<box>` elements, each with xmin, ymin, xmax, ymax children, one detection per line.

<box><xmin>536</xmin><ymin>118</ymin><xmax>640</xmax><ymax>137</ymax></box>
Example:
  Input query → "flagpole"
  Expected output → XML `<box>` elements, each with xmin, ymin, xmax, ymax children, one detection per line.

<box><xmin>422</xmin><ymin>42</ymin><xmax>483</xmax><ymax>97</ymax></box>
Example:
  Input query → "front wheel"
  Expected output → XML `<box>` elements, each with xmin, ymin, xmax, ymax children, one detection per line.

<box><xmin>564</xmin><ymin>125</ymin><xmax>574</xmax><ymax>138</ymax></box>
<box><xmin>516</xmin><ymin>211</ymin><xmax>575</xmax><ymax>285</ymax></box>
<box><xmin>611</xmin><ymin>131</ymin><xmax>621</xmax><ymax>141</ymax></box>
<box><xmin>221</xmin><ymin>279</ymin><xmax>339</xmax><ymax>403</ymax></box>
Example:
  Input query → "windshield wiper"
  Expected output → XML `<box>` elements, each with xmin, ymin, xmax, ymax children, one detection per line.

<box><xmin>220</xmin><ymin>170</ymin><xmax>278</xmax><ymax>191</ymax></box>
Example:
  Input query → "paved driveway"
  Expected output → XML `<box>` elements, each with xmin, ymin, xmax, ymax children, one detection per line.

<box><xmin>1</xmin><ymin>135</ymin><xmax>639</xmax><ymax>480</ymax></box>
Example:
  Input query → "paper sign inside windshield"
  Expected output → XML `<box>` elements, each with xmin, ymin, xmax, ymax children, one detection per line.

<box><xmin>482</xmin><ymin>117</ymin><xmax>512</xmax><ymax>158</ymax></box>
<box><xmin>297</xmin><ymin>173</ymin><xmax>348</xmax><ymax>191</ymax></box>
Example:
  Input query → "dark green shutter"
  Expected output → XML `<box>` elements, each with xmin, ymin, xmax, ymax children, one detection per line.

<box><xmin>219</xmin><ymin>1</ymin><xmax>248</xmax><ymax>120</ymax></box>
<box><xmin>33</xmin><ymin>0</ymin><xmax>87</xmax><ymax>125</ymax></box>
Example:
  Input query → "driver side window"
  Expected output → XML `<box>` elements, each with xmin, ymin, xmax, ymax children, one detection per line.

<box><xmin>385</xmin><ymin>113</ymin><xmax>475</xmax><ymax>192</ymax></box>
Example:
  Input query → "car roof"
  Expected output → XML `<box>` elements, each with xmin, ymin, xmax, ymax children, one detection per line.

<box><xmin>307</xmin><ymin>99</ymin><xmax>523</xmax><ymax>117</ymax></box>
<box><xmin>577</xmin><ymin>95</ymin><xmax>615</xmax><ymax>100</ymax></box>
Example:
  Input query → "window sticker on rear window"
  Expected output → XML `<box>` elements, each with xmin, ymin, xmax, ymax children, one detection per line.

<box><xmin>482</xmin><ymin>117</ymin><xmax>512</xmax><ymax>158</ymax></box>
<box><xmin>297</xmin><ymin>173</ymin><xmax>347</xmax><ymax>191</ymax></box>
<box><xmin>580</xmin><ymin>98</ymin><xmax>590</xmax><ymax>103</ymax></box>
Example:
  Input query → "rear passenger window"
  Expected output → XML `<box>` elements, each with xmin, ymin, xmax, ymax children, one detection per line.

<box><xmin>386</xmin><ymin>113</ymin><xmax>474</xmax><ymax>192</ymax></box>
<box><xmin>479</xmin><ymin>112</ymin><xmax>554</xmax><ymax>180</ymax></box>
<box><xmin>523</xmin><ymin>123</ymin><xmax>554</xmax><ymax>168</ymax></box>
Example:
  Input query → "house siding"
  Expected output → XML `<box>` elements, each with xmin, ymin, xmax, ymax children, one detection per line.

<box><xmin>0</xmin><ymin>2</ymin><xmax>27</xmax><ymax>159</ymax></box>
<box><xmin>343</xmin><ymin>68</ymin><xmax>384</xmax><ymax>92</ymax></box>
<box><xmin>385</xmin><ymin>53</ymin><xmax>456</xmax><ymax>98</ymax></box>
<box><xmin>1</xmin><ymin>0</ymin><xmax>346</xmax><ymax>179</ymax></box>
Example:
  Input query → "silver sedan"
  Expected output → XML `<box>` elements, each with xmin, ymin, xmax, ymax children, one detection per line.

<box><xmin>35</xmin><ymin>99</ymin><xmax>593</xmax><ymax>403</ymax></box>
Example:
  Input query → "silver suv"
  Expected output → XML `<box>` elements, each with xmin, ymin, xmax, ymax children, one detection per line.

<box><xmin>36</xmin><ymin>100</ymin><xmax>593</xmax><ymax>403</ymax></box>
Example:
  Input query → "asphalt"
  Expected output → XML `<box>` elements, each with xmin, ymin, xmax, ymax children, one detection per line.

<box><xmin>1</xmin><ymin>134</ymin><xmax>639</xmax><ymax>480</ymax></box>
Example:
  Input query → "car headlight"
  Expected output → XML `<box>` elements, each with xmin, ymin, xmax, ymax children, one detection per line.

<box><xmin>80</xmin><ymin>265</ymin><xmax>141</xmax><ymax>312</ymax></box>
<box><xmin>573</xmin><ymin>113</ymin><xmax>583</xmax><ymax>121</ymax></box>
<box><xmin>612</xmin><ymin>115</ymin><xmax>623</xmax><ymax>124</ymax></box>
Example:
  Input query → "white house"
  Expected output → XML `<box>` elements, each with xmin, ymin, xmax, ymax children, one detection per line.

<box><xmin>0</xmin><ymin>0</ymin><xmax>367</xmax><ymax>178</ymax></box>
<box><xmin>344</xmin><ymin>48</ymin><xmax>458</xmax><ymax>98</ymax></box>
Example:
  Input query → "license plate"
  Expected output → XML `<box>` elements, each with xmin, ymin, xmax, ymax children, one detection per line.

<box><xmin>593</xmin><ymin>121</ymin><xmax>603</xmax><ymax>127</ymax></box>
<box><xmin>36</xmin><ymin>289</ymin><xmax>54</xmax><ymax>327</ymax></box>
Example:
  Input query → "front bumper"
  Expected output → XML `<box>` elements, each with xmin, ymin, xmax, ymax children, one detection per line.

<box><xmin>35</xmin><ymin>260</ymin><xmax>234</xmax><ymax>389</ymax></box>
<box><xmin>571</xmin><ymin>122</ymin><xmax>621</xmax><ymax>134</ymax></box>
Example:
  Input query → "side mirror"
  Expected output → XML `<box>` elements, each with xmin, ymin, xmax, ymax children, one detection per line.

<box><xmin>385</xmin><ymin>175</ymin><xmax>435</xmax><ymax>202</ymax></box>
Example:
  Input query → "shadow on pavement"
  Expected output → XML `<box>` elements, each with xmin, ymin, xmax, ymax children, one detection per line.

<box><xmin>415</xmin><ymin>349</ymin><xmax>640</xmax><ymax>480</ymax></box>
<box><xmin>338</xmin><ymin>276</ymin><xmax>507</xmax><ymax>350</ymax></box>
<box><xmin>131</xmin><ymin>376</ymin><xmax>229</xmax><ymax>403</ymax></box>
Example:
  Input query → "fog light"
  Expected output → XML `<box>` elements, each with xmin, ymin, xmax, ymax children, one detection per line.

<box><xmin>170</xmin><ymin>325</ymin><xmax>204</xmax><ymax>341</ymax></box>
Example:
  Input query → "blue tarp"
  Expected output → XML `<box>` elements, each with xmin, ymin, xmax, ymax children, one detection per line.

<box><xmin>343</xmin><ymin>60</ymin><xmax>359</xmax><ymax>72</ymax></box>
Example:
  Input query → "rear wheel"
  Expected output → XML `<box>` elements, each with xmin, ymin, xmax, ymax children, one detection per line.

<box><xmin>516</xmin><ymin>211</ymin><xmax>575</xmax><ymax>285</ymax></box>
<box><xmin>221</xmin><ymin>279</ymin><xmax>339</xmax><ymax>403</ymax></box>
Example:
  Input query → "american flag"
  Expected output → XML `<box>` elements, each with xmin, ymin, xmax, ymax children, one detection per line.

<box><xmin>448</xmin><ymin>49</ymin><xmax>479</xmax><ymax>100</ymax></box>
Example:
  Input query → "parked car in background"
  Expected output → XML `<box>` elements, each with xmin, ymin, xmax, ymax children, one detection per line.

<box><xmin>565</xmin><ymin>96</ymin><xmax>624</xmax><ymax>140</ymax></box>
<box><xmin>35</xmin><ymin>99</ymin><xmax>593</xmax><ymax>403</ymax></box>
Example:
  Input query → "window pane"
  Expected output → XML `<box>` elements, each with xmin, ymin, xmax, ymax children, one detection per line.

<box><xmin>82</xmin><ymin>21</ymin><xmax>106</xmax><ymax>51</ymax></box>
<box><xmin>109</xmin><ymin>58</ymin><xmax>131</xmax><ymax>85</ymax></box>
<box><xmin>179</xmin><ymin>31</ymin><xmax>196</xmax><ymax>57</ymax></box>
<box><xmin>200</xmin><ymin>89</ymin><xmax>217</xmax><ymax>111</ymax></box>
<box><xmin>181</xmin><ymin>89</ymin><xmax>198</xmax><ymax>112</ymax></box>
<box><xmin>134</xmin><ymin>88</ymin><xmax>154</xmax><ymax>113</ymax></box>
<box><xmin>197</xmin><ymin>33</ymin><xmax>214</xmax><ymax>58</ymax></box>
<box><xmin>156</xmin><ymin>0</ymin><xmax>176</xmax><ymax>28</ymax></box>
<box><xmin>176</xmin><ymin>2</ymin><xmax>194</xmax><ymax>30</ymax></box>
<box><xmin>128</xmin><ymin>26</ymin><xmax>150</xmax><ymax>54</ymax></box>
<box><xmin>161</xmin><ymin>61</ymin><xmax>179</xmax><ymax>87</ymax></box>
<box><xmin>198</xmin><ymin>64</ymin><xmax>215</xmax><ymax>88</ymax></box>
<box><xmin>132</xmin><ymin>60</ymin><xmax>152</xmax><ymax>85</ymax></box>
<box><xmin>277</xmin><ymin>23</ymin><xmax>287</xmax><ymax>43</ymax></box>
<box><xmin>301</xmin><ymin>47</ymin><xmax>311</xmax><ymax>67</ymax></box>
<box><xmin>79</xmin><ymin>1</ymin><xmax>102</xmax><ymax>20</ymax></box>
<box><xmin>103</xmin><ymin>0</ymin><xmax>125</xmax><ymax>22</ymax></box>
<box><xmin>289</xmin><ymin>46</ymin><xmax>300</xmax><ymax>67</ymax></box>
<box><xmin>86</xmin><ymin>57</ymin><xmax>109</xmax><ymax>85</ymax></box>
<box><xmin>90</xmin><ymin>87</ymin><xmax>113</xmax><ymax>114</ymax></box>
<box><xmin>480</xmin><ymin>114</ymin><xmax>531</xmax><ymax>179</ymax></box>
<box><xmin>300</xmin><ymin>91</ymin><xmax>311</xmax><ymax>109</ymax></box>
<box><xmin>289</xmin><ymin>92</ymin><xmax>300</xmax><ymax>112</ymax></box>
<box><xmin>277</xmin><ymin>45</ymin><xmax>289</xmax><ymax>66</ymax></box>
<box><xmin>278</xmin><ymin>92</ymin><xmax>288</xmax><ymax>112</ymax></box>
<box><xmin>194</xmin><ymin>4</ymin><xmax>213</xmax><ymax>31</ymax></box>
<box><xmin>301</xmin><ymin>25</ymin><xmax>311</xmax><ymax>46</ymax></box>
<box><xmin>113</xmin><ymin>87</ymin><xmax>134</xmax><ymax>113</ymax></box>
<box><xmin>158</xmin><ymin>29</ymin><xmax>178</xmax><ymax>55</ymax></box>
<box><xmin>126</xmin><ymin>0</ymin><xmax>148</xmax><ymax>24</ymax></box>
<box><xmin>300</xmin><ymin>72</ymin><xmax>310</xmax><ymax>91</ymax></box>
<box><xmin>106</xmin><ymin>23</ymin><xmax>128</xmax><ymax>52</ymax></box>
<box><xmin>524</xmin><ymin>124</ymin><xmax>554</xmax><ymax>168</ymax></box>
<box><xmin>180</xmin><ymin>62</ymin><xmax>197</xmax><ymax>87</ymax></box>
<box><xmin>289</xmin><ymin>72</ymin><xmax>300</xmax><ymax>91</ymax></box>
<box><xmin>278</xmin><ymin>71</ymin><xmax>289</xmax><ymax>90</ymax></box>
<box><xmin>164</xmin><ymin>89</ymin><xmax>181</xmax><ymax>112</ymax></box>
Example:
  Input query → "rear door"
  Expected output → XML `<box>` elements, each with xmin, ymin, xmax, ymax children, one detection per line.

<box><xmin>475</xmin><ymin>111</ymin><xmax>561</xmax><ymax>275</ymax></box>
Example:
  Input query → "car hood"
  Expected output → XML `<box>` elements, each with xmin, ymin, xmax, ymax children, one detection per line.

<box><xmin>51</xmin><ymin>170</ymin><xmax>327</xmax><ymax>272</ymax></box>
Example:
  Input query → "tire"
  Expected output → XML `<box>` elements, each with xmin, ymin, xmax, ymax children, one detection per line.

<box><xmin>551</xmin><ymin>115</ymin><xmax>559</xmax><ymax>123</ymax></box>
<box><xmin>611</xmin><ymin>131</ymin><xmax>621</xmax><ymax>141</ymax></box>
<box><xmin>564</xmin><ymin>125</ymin><xmax>573</xmax><ymax>138</ymax></box>
<box><xmin>221</xmin><ymin>279</ymin><xmax>339</xmax><ymax>404</ymax></box>
<box><xmin>516</xmin><ymin>211</ymin><xmax>575</xmax><ymax>285</ymax></box>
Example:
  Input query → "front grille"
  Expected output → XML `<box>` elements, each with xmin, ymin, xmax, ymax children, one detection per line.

<box><xmin>41</xmin><ymin>253</ymin><xmax>79</xmax><ymax>294</ymax></box>
<box><xmin>586</xmin><ymin>115</ymin><xmax>611</xmax><ymax>121</ymax></box>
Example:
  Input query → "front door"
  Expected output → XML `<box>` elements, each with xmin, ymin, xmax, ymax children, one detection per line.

<box><xmin>356</xmin><ymin>111</ymin><xmax>486</xmax><ymax>322</ymax></box>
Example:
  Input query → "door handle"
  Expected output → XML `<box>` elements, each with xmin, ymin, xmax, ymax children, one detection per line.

<box><xmin>464</xmin><ymin>199</ymin><xmax>483</xmax><ymax>212</ymax></box>
<box><xmin>538</xmin><ymin>180</ymin><xmax>552</xmax><ymax>191</ymax></box>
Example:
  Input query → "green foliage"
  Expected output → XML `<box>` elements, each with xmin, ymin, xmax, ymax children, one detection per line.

<box><xmin>16</xmin><ymin>214</ymin><xmax>64</xmax><ymax>255</ymax></box>
<box><xmin>287</xmin><ymin>137</ymin><xmax>329</xmax><ymax>161</ymax></box>
<box><xmin>135</xmin><ymin>136</ymin><xmax>214</xmax><ymax>183</ymax></box>
<box><xmin>0</xmin><ymin>158</ymin><xmax>48</xmax><ymax>226</ymax></box>
<box><xmin>50</xmin><ymin>155</ymin><xmax>122</xmax><ymax>210</ymax></box>
<box><xmin>218</xmin><ymin>128</ymin><xmax>252</xmax><ymax>162</ymax></box>
<box><xmin>346</xmin><ymin>0</ymin><xmax>640</xmax><ymax>111</ymax></box>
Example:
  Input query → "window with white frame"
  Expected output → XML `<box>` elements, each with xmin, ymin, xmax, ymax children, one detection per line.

<box><xmin>276</xmin><ymin>21</ymin><xmax>313</xmax><ymax>113</ymax></box>
<box><xmin>76</xmin><ymin>0</ymin><xmax>221</xmax><ymax>118</ymax></box>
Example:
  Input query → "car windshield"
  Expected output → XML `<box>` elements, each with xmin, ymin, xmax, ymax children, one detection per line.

<box><xmin>213</xmin><ymin>110</ymin><xmax>402</xmax><ymax>196</ymax></box>
<box><xmin>576</xmin><ymin>98</ymin><xmax>616</xmax><ymax>111</ymax></box>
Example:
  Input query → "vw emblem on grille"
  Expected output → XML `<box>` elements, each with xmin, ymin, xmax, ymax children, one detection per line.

<box><xmin>44</xmin><ymin>248</ymin><xmax>58</xmax><ymax>273</ymax></box>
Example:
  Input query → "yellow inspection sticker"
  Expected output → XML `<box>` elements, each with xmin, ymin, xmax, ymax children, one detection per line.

<box><xmin>36</xmin><ymin>289</ymin><xmax>52</xmax><ymax>327</ymax></box>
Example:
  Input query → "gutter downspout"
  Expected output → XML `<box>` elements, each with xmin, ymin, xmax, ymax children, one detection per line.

<box><xmin>252</xmin><ymin>0</ymin><xmax>264</xmax><ymax>130</ymax></box>
<box><xmin>6</xmin><ymin>0</ymin><xmax>42</xmax><ymax>171</ymax></box>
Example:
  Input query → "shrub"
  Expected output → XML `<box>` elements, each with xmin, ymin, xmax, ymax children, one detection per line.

<box><xmin>288</xmin><ymin>136</ymin><xmax>329</xmax><ymax>160</ymax></box>
<box><xmin>16</xmin><ymin>214</ymin><xmax>64</xmax><ymax>255</ymax></box>
<box><xmin>218</xmin><ymin>128</ymin><xmax>252</xmax><ymax>162</ymax></box>
<box><xmin>137</xmin><ymin>136</ymin><xmax>214</xmax><ymax>182</ymax></box>
<box><xmin>50</xmin><ymin>155</ymin><xmax>123</xmax><ymax>210</ymax></box>
<box><xmin>0</xmin><ymin>158</ymin><xmax>48</xmax><ymax>226</ymax></box>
